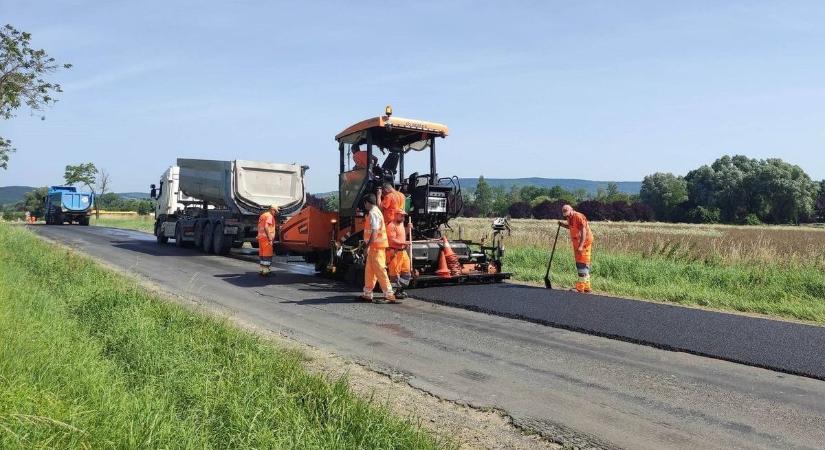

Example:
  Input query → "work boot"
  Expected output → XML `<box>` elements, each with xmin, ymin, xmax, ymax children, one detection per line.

<box><xmin>394</xmin><ymin>289</ymin><xmax>407</xmax><ymax>300</ymax></box>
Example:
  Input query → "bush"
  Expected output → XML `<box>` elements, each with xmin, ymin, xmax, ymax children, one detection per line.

<box><xmin>576</xmin><ymin>200</ymin><xmax>610</xmax><ymax>221</ymax></box>
<box><xmin>532</xmin><ymin>200</ymin><xmax>566</xmax><ymax>220</ymax></box>
<box><xmin>461</xmin><ymin>204</ymin><xmax>480</xmax><ymax>217</ymax></box>
<box><xmin>688</xmin><ymin>206</ymin><xmax>721</xmax><ymax>224</ymax></box>
<box><xmin>507</xmin><ymin>201</ymin><xmax>532</xmax><ymax>219</ymax></box>
<box><xmin>744</xmin><ymin>213</ymin><xmax>762</xmax><ymax>225</ymax></box>
<box><xmin>631</xmin><ymin>202</ymin><xmax>655</xmax><ymax>222</ymax></box>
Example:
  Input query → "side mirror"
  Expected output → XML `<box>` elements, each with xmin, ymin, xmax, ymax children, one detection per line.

<box><xmin>149</xmin><ymin>184</ymin><xmax>157</xmax><ymax>199</ymax></box>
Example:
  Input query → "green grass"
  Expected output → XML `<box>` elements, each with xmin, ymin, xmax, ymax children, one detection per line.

<box><xmin>506</xmin><ymin>245</ymin><xmax>825</xmax><ymax>324</ymax></box>
<box><xmin>0</xmin><ymin>224</ymin><xmax>445</xmax><ymax>449</ymax></box>
<box><xmin>91</xmin><ymin>215</ymin><xmax>155</xmax><ymax>233</ymax></box>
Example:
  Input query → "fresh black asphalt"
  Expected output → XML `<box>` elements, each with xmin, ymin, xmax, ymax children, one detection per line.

<box><xmin>412</xmin><ymin>283</ymin><xmax>825</xmax><ymax>381</ymax></box>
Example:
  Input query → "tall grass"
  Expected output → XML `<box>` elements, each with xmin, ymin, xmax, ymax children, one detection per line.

<box><xmin>451</xmin><ymin>218</ymin><xmax>825</xmax><ymax>323</ymax></box>
<box><xmin>91</xmin><ymin>215</ymin><xmax>155</xmax><ymax>233</ymax></box>
<box><xmin>0</xmin><ymin>224</ymin><xmax>444</xmax><ymax>449</ymax></box>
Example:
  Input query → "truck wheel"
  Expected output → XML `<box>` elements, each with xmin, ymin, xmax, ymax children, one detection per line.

<box><xmin>155</xmin><ymin>222</ymin><xmax>168</xmax><ymax>244</ymax></box>
<box><xmin>175</xmin><ymin>225</ymin><xmax>191</xmax><ymax>248</ymax></box>
<box><xmin>193</xmin><ymin>221</ymin><xmax>204</xmax><ymax>248</ymax></box>
<box><xmin>55</xmin><ymin>212</ymin><xmax>64</xmax><ymax>225</ymax></box>
<box><xmin>202</xmin><ymin>222</ymin><xmax>214</xmax><ymax>254</ymax></box>
<box><xmin>79</xmin><ymin>216</ymin><xmax>90</xmax><ymax>226</ymax></box>
<box><xmin>213</xmin><ymin>224</ymin><xmax>232</xmax><ymax>255</ymax></box>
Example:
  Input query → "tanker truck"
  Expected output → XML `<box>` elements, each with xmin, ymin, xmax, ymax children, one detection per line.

<box><xmin>150</xmin><ymin>159</ymin><xmax>307</xmax><ymax>255</ymax></box>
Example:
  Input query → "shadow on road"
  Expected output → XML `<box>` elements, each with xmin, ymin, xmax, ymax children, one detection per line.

<box><xmin>215</xmin><ymin>271</ymin><xmax>323</xmax><ymax>288</ymax></box>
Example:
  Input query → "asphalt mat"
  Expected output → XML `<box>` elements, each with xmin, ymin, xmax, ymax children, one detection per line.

<box><xmin>411</xmin><ymin>283</ymin><xmax>825</xmax><ymax>380</ymax></box>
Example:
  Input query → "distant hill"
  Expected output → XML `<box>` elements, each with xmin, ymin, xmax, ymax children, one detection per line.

<box><xmin>0</xmin><ymin>186</ymin><xmax>152</xmax><ymax>206</ymax></box>
<box><xmin>0</xmin><ymin>186</ymin><xmax>36</xmax><ymax>206</ymax></box>
<box><xmin>458</xmin><ymin>178</ymin><xmax>641</xmax><ymax>195</ymax></box>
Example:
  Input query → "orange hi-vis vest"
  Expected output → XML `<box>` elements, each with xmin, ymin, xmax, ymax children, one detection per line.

<box><xmin>363</xmin><ymin>207</ymin><xmax>388</xmax><ymax>249</ymax></box>
<box><xmin>386</xmin><ymin>221</ymin><xmax>408</xmax><ymax>250</ymax></box>
<box><xmin>257</xmin><ymin>211</ymin><xmax>276</xmax><ymax>240</ymax></box>
<box><xmin>380</xmin><ymin>190</ymin><xmax>405</xmax><ymax>223</ymax></box>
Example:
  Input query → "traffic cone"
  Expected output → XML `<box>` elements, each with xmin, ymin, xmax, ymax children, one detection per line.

<box><xmin>435</xmin><ymin>249</ymin><xmax>451</xmax><ymax>278</ymax></box>
<box><xmin>441</xmin><ymin>237</ymin><xmax>462</xmax><ymax>276</ymax></box>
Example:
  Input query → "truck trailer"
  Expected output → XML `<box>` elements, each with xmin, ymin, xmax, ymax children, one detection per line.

<box><xmin>44</xmin><ymin>186</ymin><xmax>94</xmax><ymax>225</ymax></box>
<box><xmin>150</xmin><ymin>159</ymin><xmax>306</xmax><ymax>255</ymax></box>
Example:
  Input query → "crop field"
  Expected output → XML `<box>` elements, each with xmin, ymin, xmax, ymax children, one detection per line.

<box><xmin>449</xmin><ymin>218</ymin><xmax>825</xmax><ymax>323</ymax></box>
<box><xmin>0</xmin><ymin>224</ymin><xmax>443</xmax><ymax>449</ymax></box>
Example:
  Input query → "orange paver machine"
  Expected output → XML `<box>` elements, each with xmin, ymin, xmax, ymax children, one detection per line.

<box><xmin>279</xmin><ymin>107</ymin><xmax>511</xmax><ymax>287</ymax></box>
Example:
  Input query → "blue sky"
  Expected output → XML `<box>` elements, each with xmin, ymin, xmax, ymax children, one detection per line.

<box><xmin>2</xmin><ymin>0</ymin><xmax>824</xmax><ymax>193</ymax></box>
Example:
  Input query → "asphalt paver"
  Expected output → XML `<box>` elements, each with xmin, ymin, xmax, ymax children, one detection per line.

<box><xmin>412</xmin><ymin>283</ymin><xmax>825</xmax><ymax>380</ymax></box>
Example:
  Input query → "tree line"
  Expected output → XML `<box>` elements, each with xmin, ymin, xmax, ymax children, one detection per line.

<box><xmin>462</xmin><ymin>155</ymin><xmax>825</xmax><ymax>224</ymax></box>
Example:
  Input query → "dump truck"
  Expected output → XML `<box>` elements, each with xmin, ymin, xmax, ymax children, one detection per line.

<box><xmin>44</xmin><ymin>186</ymin><xmax>94</xmax><ymax>225</ymax></box>
<box><xmin>279</xmin><ymin>107</ymin><xmax>511</xmax><ymax>287</ymax></box>
<box><xmin>150</xmin><ymin>159</ymin><xmax>306</xmax><ymax>254</ymax></box>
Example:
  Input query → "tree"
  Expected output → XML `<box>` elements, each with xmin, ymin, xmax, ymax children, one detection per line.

<box><xmin>136</xmin><ymin>200</ymin><xmax>153</xmax><ymax>216</ymax></box>
<box><xmin>817</xmin><ymin>181</ymin><xmax>825</xmax><ymax>222</ymax></box>
<box><xmin>640</xmin><ymin>172</ymin><xmax>688</xmax><ymax>221</ymax></box>
<box><xmin>16</xmin><ymin>186</ymin><xmax>47</xmax><ymax>217</ymax></box>
<box><xmin>577</xmin><ymin>200</ymin><xmax>609</xmax><ymax>221</ymax></box>
<box><xmin>507</xmin><ymin>201</ymin><xmax>532</xmax><ymax>219</ymax></box>
<box><xmin>1</xmin><ymin>24</ymin><xmax>71</xmax><ymax>169</ymax></box>
<box><xmin>631</xmin><ymin>202</ymin><xmax>655</xmax><ymax>222</ymax></box>
<box><xmin>64</xmin><ymin>163</ymin><xmax>97</xmax><ymax>192</ymax></box>
<box><xmin>685</xmin><ymin>155</ymin><xmax>818</xmax><ymax>224</ymax></box>
<box><xmin>532</xmin><ymin>200</ymin><xmax>566</xmax><ymax>220</ymax></box>
<box><xmin>93</xmin><ymin>169</ymin><xmax>111</xmax><ymax>218</ymax></box>
<box><xmin>473</xmin><ymin>176</ymin><xmax>493</xmax><ymax>217</ymax></box>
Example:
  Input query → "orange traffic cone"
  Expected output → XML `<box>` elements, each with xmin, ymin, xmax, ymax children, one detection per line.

<box><xmin>441</xmin><ymin>237</ymin><xmax>462</xmax><ymax>276</ymax></box>
<box><xmin>435</xmin><ymin>249</ymin><xmax>451</xmax><ymax>278</ymax></box>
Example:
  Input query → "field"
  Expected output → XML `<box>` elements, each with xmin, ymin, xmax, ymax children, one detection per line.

<box><xmin>0</xmin><ymin>224</ymin><xmax>444</xmax><ymax>449</ymax></box>
<box><xmin>449</xmin><ymin>218</ymin><xmax>825</xmax><ymax>324</ymax></box>
<box><xmin>90</xmin><ymin>213</ymin><xmax>154</xmax><ymax>233</ymax></box>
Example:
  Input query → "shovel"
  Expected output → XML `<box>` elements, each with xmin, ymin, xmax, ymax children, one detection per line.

<box><xmin>544</xmin><ymin>223</ymin><xmax>562</xmax><ymax>289</ymax></box>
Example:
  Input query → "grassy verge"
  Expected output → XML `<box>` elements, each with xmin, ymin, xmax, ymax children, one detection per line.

<box><xmin>0</xmin><ymin>224</ymin><xmax>444</xmax><ymax>449</ymax></box>
<box><xmin>506</xmin><ymin>245</ymin><xmax>825</xmax><ymax>324</ymax></box>
<box><xmin>90</xmin><ymin>215</ymin><xmax>155</xmax><ymax>233</ymax></box>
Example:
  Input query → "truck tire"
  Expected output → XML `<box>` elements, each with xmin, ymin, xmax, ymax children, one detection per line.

<box><xmin>213</xmin><ymin>224</ymin><xmax>232</xmax><ymax>255</ymax></box>
<box><xmin>202</xmin><ymin>222</ymin><xmax>214</xmax><ymax>254</ymax></box>
<box><xmin>175</xmin><ymin>225</ymin><xmax>187</xmax><ymax>248</ymax></box>
<box><xmin>54</xmin><ymin>212</ymin><xmax>64</xmax><ymax>225</ymax></box>
<box><xmin>155</xmin><ymin>221</ymin><xmax>168</xmax><ymax>244</ymax></box>
<box><xmin>79</xmin><ymin>216</ymin><xmax>90</xmax><ymax>226</ymax></box>
<box><xmin>193</xmin><ymin>221</ymin><xmax>204</xmax><ymax>249</ymax></box>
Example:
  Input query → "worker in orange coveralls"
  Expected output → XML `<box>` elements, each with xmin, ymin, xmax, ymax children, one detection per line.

<box><xmin>559</xmin><ymin>204</ymin><xmax>594</xmax><ymax>293</ymax></box>
<box><xmin>360</xmin><ymin>194</ymin><xmax>397</xmax><ymax>303</ymax></box>
<box><xmin>386</xmin><ymin>208</ymin><xmax>412</xmax><ymax>299</ymax></box>
<box><xmin>352</xmin><ymin>145</ymin><xmax>377</xmax><ymax>169</ymax></box>
<box><xmin>380</xmin><ymin>181</ymin><xmax>405</xmax><ymax>223</ymax></box>
<box><xmin>257</xmin><ymin>204</ymin><xmax>279</xmax><ymax>277</ymax></box>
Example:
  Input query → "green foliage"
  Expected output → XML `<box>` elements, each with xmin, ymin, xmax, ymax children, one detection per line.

<box><xmin>0</xmin><ymin>24</ymin><xmax>71</xmax><ymax>169</ymax></box>
<box><xmin>743</xmin><ymin>213</ymin><xmax>762</xmax><ymax>226</ymax></box>
<box><xmin>684</xmin><ymin>155</ymin><xmax>819</xmax><ymax>224</ymax></box>
<box><xmin>64</xmin><ymin>162</ymin><xmax>98</xmax><ymax>191</ymax></box>
<box><xmin>0</xmin><ymin>225</ymin><xmax>444</xmax><ymax>449</ymax></box>
<box><xmin>472</xmin><ymin>176</ymin><xmax>493</xmax><ymax>216</ymax></box>
<box><xmin>687</xmin><ymin>206</ymin><xmax>720</xmax><ymax>224</ymax></box>
<box><xmin>13</xmin><ymin>186</ymin><xmax>48</xmax><ymax>217</ymax></box>
<box><xmin>639</xmin><ymin>172</ymin><xmax>688</xmax><ymax>221</ymax></box>
<box><xmin>94</xmin><ymin>192</ymin><xmax>154</xmax><ymax>213</ymax></box>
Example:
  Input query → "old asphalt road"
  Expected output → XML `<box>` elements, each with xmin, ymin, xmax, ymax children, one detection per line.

<box><xmin>30</xmin><ymin>225</ymin><xmax>825</xmax><ymax>450</ymax></box>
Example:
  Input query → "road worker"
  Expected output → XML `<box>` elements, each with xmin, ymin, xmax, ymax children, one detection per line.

<box><xmin>558</xmin><ymin>204</ymin><xmax>594</xmax><ymax>293</ymax></box>
<box><xmin>360</xmin><ymin>194</ymin><xmax>396</xmax><ymax>303</ymax></box>
<box><xmin>352</xmin><ymin>145</ymin><xmax>377</xmax><ymax>169</ymax></box>
<box><xmin>386</xmin><ymin>208</ymin><xmax>412</xmax><ymax>299</ymax></box>
<box><xmin>380</xmin><ymin>181</ymin><xmax>405</xmax><ymax>223</ymax></box>
<box><xmin>257</xmin><ymin>204</ymin><xmax>279</xmax><ymax>277</ymax></box>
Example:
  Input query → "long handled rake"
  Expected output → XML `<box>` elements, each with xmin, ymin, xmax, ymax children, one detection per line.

<box><xmin>544</xmin><ymin>223</ymin><xmax>562</xmax><ymax>289</ymax></box>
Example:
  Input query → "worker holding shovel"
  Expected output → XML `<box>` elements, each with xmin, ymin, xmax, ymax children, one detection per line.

<box><xmin>360</xmin><ymin>194</ymin><xmax>397</xmax><ymax>303</ymax></box>
<box><xmin>558</xmin><ymin>204</ymin><xmax>594</xmax><ymax>293</ymax></box>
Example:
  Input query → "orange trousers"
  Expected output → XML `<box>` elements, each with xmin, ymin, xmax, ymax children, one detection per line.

<box><xmin>573</xmin><ymin>240</ymin><xmax>593</xmax><ymax>293</ymax></box>
<box><xmin>363</xmin><ymin>247</ymin><xmax>392</xmax><ymax>298</ymax></box>
<box><xmin>387</xmin><ymin>249</ymin><xmax>412</xmax><ymax>287</ymax></box>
